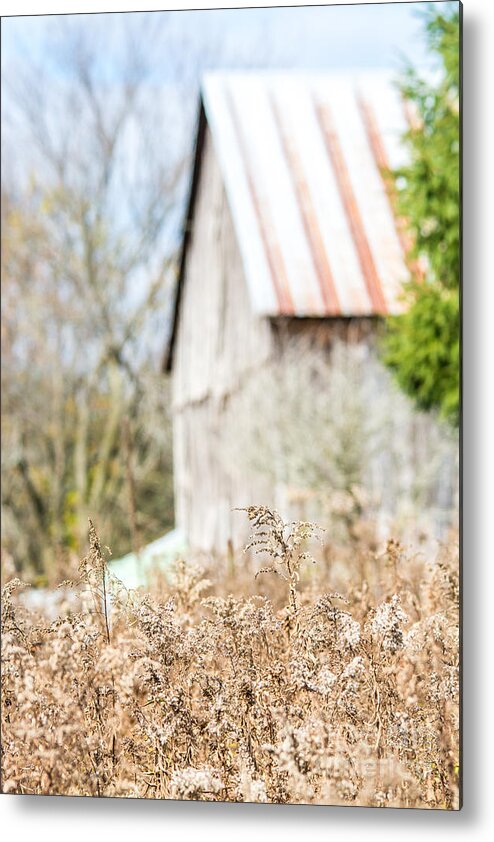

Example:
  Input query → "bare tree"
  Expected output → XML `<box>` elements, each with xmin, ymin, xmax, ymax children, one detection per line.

<box><xmin>1</xmin><ymin>16</ymin><xmax>183</xmax><ymax>576</ymax></box>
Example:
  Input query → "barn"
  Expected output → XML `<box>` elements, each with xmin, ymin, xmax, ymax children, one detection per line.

<box><xmin>165</xmin><ymin>72</ymin><xmax>458</xmax><ymax>554</ymax></box>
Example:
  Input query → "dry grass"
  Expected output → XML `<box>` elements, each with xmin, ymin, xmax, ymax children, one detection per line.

<box><xmin>1</xmin><ymin>508</ymin><xmax>460</xmax><ymax>808</ymax></box>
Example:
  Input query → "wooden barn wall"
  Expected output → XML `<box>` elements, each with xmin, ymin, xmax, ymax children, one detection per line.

<box><xmin>173</xmin><ymin>403</ymin><xmax>274</xmax><ymax>553</ymax></box>
<box><xmin>172</xmin><ymin>126</ymin><xmax>274</xmax><ymax>552</ymax></box>
<box><xmin>172</xmin><ymin>126</ymin><xmax>272</xmax><ymax>412</ymax></box>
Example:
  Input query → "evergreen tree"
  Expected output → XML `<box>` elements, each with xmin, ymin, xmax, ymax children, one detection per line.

<box><xmin>382</xmin><ymin>4</ymin><xmax>460</xmax><ymax>426</ymax></box>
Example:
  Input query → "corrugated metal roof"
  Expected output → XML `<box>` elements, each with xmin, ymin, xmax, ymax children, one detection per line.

<box><xmin>201</xmin><ymin>71</ymin><xmax>412</xmax><ymax>318</ymax></box>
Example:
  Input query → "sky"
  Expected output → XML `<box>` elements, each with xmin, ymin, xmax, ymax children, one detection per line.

<box><xmin>2</xmin><ymin>3</ymin><xmax>456</xmax><ymax>79</ymax></box>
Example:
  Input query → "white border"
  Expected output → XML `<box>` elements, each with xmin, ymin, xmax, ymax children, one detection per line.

<box><xmin>2</xmin><ymin>0</ymin><xmax>493</xmax><ymax>838</ymax></box>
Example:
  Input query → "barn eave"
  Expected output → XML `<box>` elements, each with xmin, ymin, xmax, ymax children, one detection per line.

<box><xmin>164</xmin><ymin>100</ymin><xmax>207</xmax><ymax>373</ymax></box>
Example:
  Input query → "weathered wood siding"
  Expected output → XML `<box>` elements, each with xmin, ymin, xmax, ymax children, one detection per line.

<box><xmin>172</xmin><ymin>126</ymin><xmax>273</xmax><ymax>552</ymax></box>
<box><xmin>173</xmin><ymin>127</ymin><xmax>273</xmax><ymax>411</ymax></box>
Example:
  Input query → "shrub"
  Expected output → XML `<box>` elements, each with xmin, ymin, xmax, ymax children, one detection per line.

<box><xmin>1</xmin><ymin>513</ymin><xmax>459</xmax><ymax>808</ymax></box>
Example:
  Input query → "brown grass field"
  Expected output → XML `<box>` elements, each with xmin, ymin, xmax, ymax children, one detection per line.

<box><xmin>1</xmin><ymin>507</ymin><xmax>460</xmax><ymax>808</ymax></box>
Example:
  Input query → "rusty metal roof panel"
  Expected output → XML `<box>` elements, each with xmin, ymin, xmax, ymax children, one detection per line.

<box><xmin>202</xmin><ymin>71</ymin><xmax>411</xmax><ymax>318</ymax></box>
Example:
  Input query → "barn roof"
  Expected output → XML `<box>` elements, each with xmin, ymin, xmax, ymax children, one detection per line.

<box><xmin>166</xmin><ymin>71</ymin><xmax>413</xmax><ymax>370</ymax></box>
